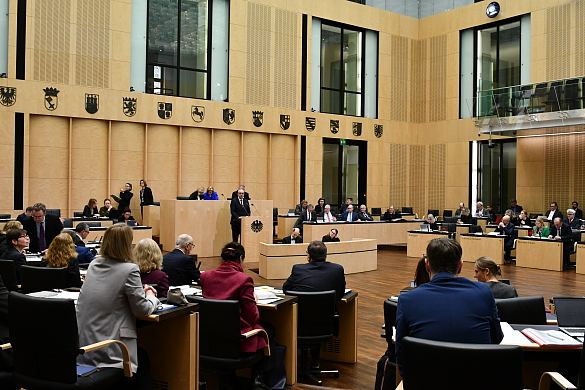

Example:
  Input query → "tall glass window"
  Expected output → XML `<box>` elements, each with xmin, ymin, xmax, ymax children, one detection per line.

<box><xmin>147</xmin><ymin>0</ymin><xmax>209</xmax><ymax>99</ymax></box>
<box><xmin>321</xmin><ymin>23</ymin><xmax>363</xmax><ymax>116</ymax></box>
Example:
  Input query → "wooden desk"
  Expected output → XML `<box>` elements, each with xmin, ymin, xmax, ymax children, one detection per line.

<box><xmin>258</xmin><ymin>296</ymin><xmax>298</xmax><ymax>385</ymax></box>
<box><xmin>71</xmin><ymin>217</ymin><xmax>114</xmax><ymax>227</ymax></box>
<box><xmin>137</xmin><ymin>304</ymin><xmax>199</xmax><ymax>390</ymax></box>
<box><xmin>85</xmin><ymin>226</ymin><xmax>152</xmax><ymax>245</ymax></box>
<box><xmin>516</xmin><ymin>237</ymin><xmax>564</xmax><ymax>271</ymax></box>
<box><xmin>259</xmin><ymin>239</ymin><xmax>377</xmax><ymax>279</ymax></box>
<box><xmin>406</xmin><ymin>231</ymin><xmax>451</xmax><ymax>258</ymax></box>
<box><xmin>454</xmin><ymin>224</ymin><xmax>473</xmax><ymax>242</ymax></box>
<box><xmin>459</xmin><ymin>234</ymin><xmax>505</xmax><ymax>264</ymax></box>
<box><xmin>576</xmin><ymin>242</ymin><xmax>585</xmax><ymax>274</ymax></box>
<box><xmin>303</xmin><ymin>220</ymin><xmax>422</xmax><ymax>246</ymax></box>
<box><xmin>142</xmin><ymin>205</ymin><xmax>160</xmax><ymax>236</ymax></box>
<box><xmin>321</xmin><ymin>291</ymin><xmax>358</xmax><ymax>363</ymax></box>
<box><xmin>277</xmin><ymin>215</ymin><xmax>299</xmax><ymax>239</ymax></box>
<box><xmin>475</xmin><ymin>217</ymin><xmax>489</xmax><ymax>230</ymax></box>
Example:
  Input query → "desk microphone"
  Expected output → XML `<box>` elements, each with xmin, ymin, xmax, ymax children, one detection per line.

<box><xmin>251</xmin><ymin>203</ymin><xmax>260</xmax><ymax>216</ymax></box>
<box><xmin>221</xmin><ymin>193</ymin><xmax>226</xmax><ymax>200</ymax></box>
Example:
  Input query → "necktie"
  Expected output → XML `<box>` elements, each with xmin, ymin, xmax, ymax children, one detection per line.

<box><xmin>240</xmin><ymin>199</ymin><xmax>243</xmax><ymax>206</ymax></box>
<box><xmin>307</xmin><ymin>211</ymin><xmax>310</xmax><ymax>220</ymax></box>
<box><xmin>39</xmin><ymin>222</ymin><xmax>45</xmax><ymax>251</ymax></box>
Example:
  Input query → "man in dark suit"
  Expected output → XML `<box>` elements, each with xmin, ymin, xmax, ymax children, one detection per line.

<box><xmin>381</xmin><ymin>205</ymin><xmax>401</xmax><ymax>220</ymax></box>
<box><xmin>546</xmin><ymin>202</ymin><xmax>563</xmax><ymax>222</ymax></box>
<box><xmin>16</xmin><ymin>206</ymin><xmax>32</xmax><ymax>223</ymax></box>
<box><xmin>395</xmin><ymin>238</ymin><xmax>503</xmax><ymax>375</ymax></box>
<box><xmin>495</xmin><ymin>215</ymin><xmax>515</xmax><ymax>261</ymax></box>
<box><xmin>563</xmin><ymin>209</ymin><xmax>581</xmax><ymax>229</ymax></box>
<box><xmin>230</xmin><ymin>185</ymin><xmax>250</xmax><ymax>201</ymax></box>
<box><xmin>22</xmin><ymin>203</ymin><xmax>63</xmax><ymax>253</ymax></box>
<box><xmin>357</xmin><ymin>205</ymin><xmax>373</xmax><ymax>221</ymax></box>
<box><xmin>162</xmin><ymin>234</ymin><xmax>200</xmax><ymax>285</ymax></box>
<box><xmin>74</xmin><ymin>222</ymin><xmax>90</xmax><ymax>247</ymax></box>
<box><xmin>281</xmin><ymin>228</ymin><xmax>302</xmax><ymax>244</ymax></box>
<box><xmin>294</xmin><ymin>204</ymin><xmax>317</xmax><ymax>232</ymax></box>
<box><xmin>322</xmin><ymin>228</ymin><xmax>340</xmax><ymax>242</ymax></box>
<box><xmin>62</xmin><ymin>230</ymin><xmax>95</xmax><ymax>264</ymax></box>
<box><xmin>341</xmin><ymin>204</ymin><xmax>358</xmax><ymax>222</ymax></box>
<box><xmin>572</xmin><ymin>201</ymin><xmax>583</xmax><ymax>220</ymax></box>
<box><xmin>230</xmin><ymin>189</ymin><xmax>251</xmax><ymax>242</ymax></box>
<box><xmin>509</xmin><ymin>199</ymin><xmax>523</xmax><ymax>215</ymax></box>
<box><xmin>549</xmin><ymin>217</ymin><xmax>573</xmax><ymax>269</ymax></box>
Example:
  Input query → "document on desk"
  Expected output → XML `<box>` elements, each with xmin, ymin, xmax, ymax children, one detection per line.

<box><xmin>255</xmin><ymin>288</ymin><xmax>283</xmax><ymax>305</ymax></box>
<box><xmin>521</xmin><ymin>328</ymin><xmax>582</xmax><ymax>347</ymax></box>
<box><xmin>28</xmin><ymin>290</ymin><xmax>80</xmax><ymax>303</ymax></box>
<box><xmin>500</xmin><ymin>322</ymin><xmax>532</xmax><ymax>346</ymax></box>
<box><xmin>170</xmin><ymin>285</ymin><xmax>202</xmax><ymax>296</ymax></box>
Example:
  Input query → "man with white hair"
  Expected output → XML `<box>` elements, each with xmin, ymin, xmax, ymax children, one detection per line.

<box><xmin>162</xmin><ymin>234</ymin><xmax>200</xmax><ymax>285</ymax></box>
<box><xmin>321</xmin><ymin>204</ymin><xmax>337</xmax><ymax>222</ymax></box>
<box><xmin>475</xmin><ymin>202</ymin><xmax>489</xmax><ymax>217</ymax></box>
<box><xmin>549</xmin><ymin>217</ymin><xmax>573</xmax><ymax>269</ymax></box>
<box><xmin>495</xmin><ymin>215</ymin><xmax>515</xmax><ymax>262</ymax></box>
<box><xmin>563</xmin><ymin>209</ymin><xmax>581</xmax><ymax>229</ymax></box>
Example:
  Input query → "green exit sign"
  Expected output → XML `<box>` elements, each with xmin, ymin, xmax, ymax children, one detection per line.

<box><xmin>340</xmin><ymin>139</ymin><xmax>346</xmax><ymax>145</ymax></box>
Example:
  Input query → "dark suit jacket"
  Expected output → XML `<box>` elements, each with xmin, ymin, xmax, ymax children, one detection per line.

<box><xmin>549</xmin><ymin>223</ymin><xmax>572</xmax><ymax>241</ymax></box>
<box><xmin>322</xmin><ymin>235</ymin><xmax>340</xmax><ymax>242</ymax></box>
<box><xmin>16</xmin><ymin>212</ymin><xmax>28</xmax><ymax>223</ymax></box>
<box><xmin>282</xmin><ymin>235</ymin><xmax>303</xmax><ymax>244</ymax></box>
<box><xmin>23</xmin><ymin>214</ymin><xmax>64</xmax><ymax>253</ymax></box>
<box><xmin>76</xmin><ymin>245</ymin><xmax>95</xmax><ymax>264</ymax></box>
<box><xmin>340</xmin><ymin>211</ymin><xmax>359</xmax><ymax>222</ymax></box>
<box><xmin>230</xmin><ymin>197</ymin><xmax>250</xmax><ymax>222</ymax></box>
<box><xmin>294</xmin><ymin>204</ymin><xmax>306</xmax><ymax>215</ymax></box>
<box><xmin>74</xmin><ymin>234</ymin><xmax>85</xmax><ymax>247</ymax></box>
<box><xmin>545</xmin><ymin>209</ymin><xmax>563</xmax><ymax>222</ymax></box>
<box><xmin>510</xmin><ymin>205</ymin><xmax>523</xmax><ymax>214</ymax></box>
<box><xmin>231</xmin><ymin>190</ymin><xmax>250</xmax><ymax>200</ymax></box>
<box><xmin>294</xmin><ymin>210</ymin><xmax>317</xmax><ymax>229</ymax></box>
<box><xmin>395</xmin><ymin>272</ymin><xmax>503</xmax><ymax>374</ymax></box>
<box><xmin>118</xmin><ymin>190</ymin><xmax>133</xmax><ymax>212</ymax></box>
<box><xmin>83</xmin><ymin>205</ymin><xmax>99</xmax><ymax>217</ymax></box>
<box><xmin>575</xmin><ymin>208</ymin><xmax>583</xmax><ymax>220</ymax></box>
<box><xmin>140</xmin><ymin>187</ymin><xmax>154</xmax><ymax>206</ymax></box>
<box><xmin>162</xmin><ymin>248</ymin><xmax>200</xmax><ymax>286</ymax></box>
<box><xmin>188</xmin><ymin>192</ymin><xmax>204</xmax><ymax>200</ymax></box>
<box><xmin>0</xmin><ymin>248</ymin><xmax>28</xmax><ymax>269</ymax></box>
<box><xmin>283</xmin><ymin>260</ymin><xmax>346</xmax><ymax>301</ymax></box>
<box><xmin>486</xmin><ymin>281</ymin><xmax>518</xmax><ymax>299</ymax></box>
<box><xmin>495</xmin><ymin>222</ymin><xmax>515</xmax><ymax>249</ymax></box>
<box><xmin>381</xmin><ymin>211</ymin><xmax>401</xmax><ymax>220</ymax></box>
<box><xmin>358</xmin><ymin>211</ymin><xmax>373</xmax><ymax>221</ymax></box>
<box><xmin>563</xmin><ymin>217</ymin><xmax>581</xmax><ymax>230</ymax></box>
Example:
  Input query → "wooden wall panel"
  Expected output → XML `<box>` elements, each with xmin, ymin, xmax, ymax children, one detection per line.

<box><xmin>367</xmin><ymin>140</ymin><xmax>390</xmax><ymax>210</ymax></box>
<box><xmin>28</xmin><ymin>115</ymin><xmax>70</xmax><ymax>211</ymax></box>
<box><xmin>274</xmin><ymin>8</ymin><xmax>298</xmax><ymax>110</ymax></box>
<box><xmin>212</xmin><ymin>130</ymin><xmax>241</xmax><ymax>197</ymax></box>
<box><xmin>516</xmin><ymin>137</ymin><xmax>545</xmax><ymax>215</ymax></box>
<box><xmin>147</xmin><ymin>124</ymin><xmax>179</xmax><ymax>204</ymax></box>
<box><xmin>305</xmin><ymin>135</ymin><xmax>322</xmax><ymax>208</ymax></box>
<box><xmin>0</xmin><ymin>113</ymin><xmax>15</xmax><ymax>213</ymax></box>
<box><xmin>269</xmin><ymin>134</ymin><xmax>296</xmax><ymax>210</ymax></box>
<box><xmin>243</xmin><ymin>132</ymin><xmax>269</xmax><ymax>200</ymax></box>
<box><xmin>70</xmin><ymin>118</ymin><xmax>108</xmax><ymax>212</ymax></box>
<box><xmin>545</xmin><ymin>3</ymin><xmax>572</xmax><ymax>81</ymax></box>
<box><xmin>110</xmin><ymin>122</ymin><xmax>144</xmax><ymax>213</ymax></box>
<box><xmin>181</xmin><ymin>127</ymin><xmax>211</xmax><ymax>197</ymax></box>
<box><xmin>410</xmin><ymin>39</ymin><xmax>426</xmax><ymax>123</ymax></box>
<box><xmin>408</xmin><ymin>145</ymin><xmax>426</xmax><ymax>216</ymax></box>
<box><xmin>575</xmin><ymin>134</ymin><xmax>585</xmax><ymax>207</ymax></box>
<box><xmin>428</xmin><ymin>35</ymin><xmax>447</xmax><ymax>122</ymax></box>
<box><xmin>246</xmin><ymin>2</ymin><xmax>272</xmax><ymax>106</ymax></box>
<box><xmin>544</xmin><ymin>135</ymin><xmax>570</xmax><ymax>211</ymax></box>
<box><xmin>389</xmin><ymin>35</ymin><xmax>409</xmax><ymax>122</ymax></box>
<box><xmin>388</xmin><ymin>143</ymin><xmax>407</xmax><ymax>209</ymax></box>
<box><xmin>577</xmin><ymin>1</ymin><xmax>585</xmax><ymax>76</ymax></box>
<box><xmin>427</xmin><ymin>144</ymin><xmax>445</xmax><ymax>213</ymax></box>
<box><xmin>75</xmin><ymin>0</ymin><xmax>110</xmax><ymax>88</ymax></box>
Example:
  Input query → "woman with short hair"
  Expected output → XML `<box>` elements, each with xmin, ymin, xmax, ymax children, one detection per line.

<box><xmin>133</xmin><ymin>238</ymin><xmax>168</xmax><ymax>298</ymax></box>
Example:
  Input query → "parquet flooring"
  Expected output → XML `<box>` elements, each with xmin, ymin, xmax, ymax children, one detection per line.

<box><xmin>198</xmin><ymin>245</ymin><xmax>585</xmax><ymax>390</ymax></box>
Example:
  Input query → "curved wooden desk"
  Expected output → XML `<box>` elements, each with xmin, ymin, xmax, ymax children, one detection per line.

<box><xmin>303</xmin><ymin>220</ymin><xmax>422</xmax><ymax>246</ymax></box>
<box><xmin>259</xmin><ymin>239</ymin><xmax>377</xmax><ymax>279</ymax></box>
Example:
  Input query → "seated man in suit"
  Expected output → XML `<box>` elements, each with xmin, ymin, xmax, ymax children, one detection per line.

<box><xmin>282</xmin><ymin>228</ymin><xmax>302</xmax><ymax>244</ymax></box>
<box><xmin>16</xmin><ymin>206</ymin><xmax>32</xmax><ymax>223</ymax></box>
<box><xmin>341</xmin><ymin>204</ymin><xmax>358</xmax><ymax>222</ymax></box>
<box><xmin>563</xmin><ymin>209</ymin><xmax>581</xmax><ymax>229</ymax></box>
<box><xmin>22</xmin><ymin>203</ymin><xmax>64</xmax><ymax>253</ymax></box>
<box><xmin>549</xmin><ymin>217</ymin><xmax>573</xmax><ymax>269</ymax></box>
<box><xmin>62</xmin><ymin>230</ymin><xmax>95</xmax><ymax>264</ymax></box>
<box><xmin>395</xmin><ymin>238</ymin><xmax>503</xmax><ymax>375</ymax></box>
<box><xmin>509</xmin><ymin>199</ymin><xmax>523</xmax><ymax>215</ymax></box>
<box><xmin>381</xmin><ymin>205</ymin><xmax>401</xmax><ymax>220</ymax></box>
<box><xmin>283</xmin><ymin>240</ymin><xmax>346</xmax><ymax>369</ymax></box>
<box><xmin>572</xmin><ymin>201</ymin><xmax>583</xmax><ymax>220</ymax></box>
<box><xmin>357</xmin><ymin>205</ymin><xmax>373</xmax><ymax>221</ymax></box>
<box><xmin>342</xmin><ymin>197</ymin><xmax>354</xmax><ymax>212</ymax></box>
<box><xmin>495</xmin><ymin>215</ymin><xmax>515</xmax><ymax>262</ymax></box>
<box><xmin>294</xmin><ymin>200</ymin><xmax>308</xmax><ymax>215</ymax></box>
<box><xmin>294</xmin><ymin>204</ymin><xmax>317</xmax><ymax>233</ymax></box>
<box><xmin>546</xmin><ymin>202</ymin><xmax>563</xmax><ymax>222</ymax></box>
<box><xmin>74</xmin><ymin>222</ymin><xmax>90</xmax><ymax>247</ymax></box>
<box><xmin>320</xmin><ymin>204</ymin><xmax>337</xmax><ymax>223</ymax></box>
<box><xmin>322</xmin><ymin>228</ymin><xmax>340</xmax><ymax>242</ymax></box>
<box><xmin>475</xmin><ymin>201</ymin><xmax>489</xmax><ymax>217</ymax></box>
<box><xmin>162</xmin><ymin>234</ymin><xmax>200</xmax><ymax>285</ymax></box>
<box><xmin>454</xmin><ymin>202</ymin><xmax>465</xmax><ymax>217</ymax></box>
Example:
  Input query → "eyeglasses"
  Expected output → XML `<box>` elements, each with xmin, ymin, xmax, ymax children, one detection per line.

<box><xmin>19</xmin><ymin>234</ymin><xmax>29</xmax><ymax>238</ymax></box>
<box><xmin>187</xmin><ymin>242</ymin><xmax>194</xmax><ymax>248</ymax></box>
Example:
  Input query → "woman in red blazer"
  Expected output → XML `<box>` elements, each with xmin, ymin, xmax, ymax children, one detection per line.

<box><xmin>200</xmin><ymin>242</ymin><xmax>270</xmax><ymax>388</ymax></box>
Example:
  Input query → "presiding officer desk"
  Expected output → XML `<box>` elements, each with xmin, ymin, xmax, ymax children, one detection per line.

<box><xmin>406</xmin><ymin>230</ymin><xmax>452</xmax><ymax>258</ymax></box>
<box><xmin>303</xmin><ymin>220</ymin><xmax>422</xmax><ymax>246</ymax></box>
<box><xmin>258</xmin><ymin>239</ymin><xmax>377</xmax><ymax>279</ymax></box>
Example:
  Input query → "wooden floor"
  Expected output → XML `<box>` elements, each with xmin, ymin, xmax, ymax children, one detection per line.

<box><xmin>199</xmin><ymin>245</ymin><xmax>585</xmax><ymax>390</ymax></box>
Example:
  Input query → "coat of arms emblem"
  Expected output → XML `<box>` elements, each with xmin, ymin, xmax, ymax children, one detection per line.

<box><xmin>43</xmin><ymin>87</ymin><xmax>59</xmax><ymax>111</ymax></box>
<box><xmin>123</xmin><ymin>97</ymin><xmax>137</xmax><ymax>117</ymax></box>
<box><xmin>158</xmin><ymin>102</ymin><xmax>172</xmax><ymax>119</ymax></box>
<box><xmin>253</xmin><ymin>111</ymin><xmax>263</xmax><ymax>127</ymax></box>
<box><xmin>374</xmin><ymin>124</ymin><xmax>383</xmax><ymax>138</ymax></box>
<box><xmin>352</xmin><ymin>122</ymin><xmax>362</xmax><ymax>136</ymax></box>
<box><xmin>223</xmin><ymin>108</ymin><xmax>235</xmax><ymax>125</ymax></box>
<box><xmin>85</xmin><ymin>94</ymin><xmax>99</xmax><ymax>114</ymax></box>
<box><xmin>0</xmin><ymin>87</ymin><xmax>16</xmax><ymax>107</ymax></box>
<box><xmin>192</xmin><ymin>106</ymin><xmax>205</xmax><ymax>123</ymax></box>
<box><xmin>280</xmin><ymin>114</ymin><xmax>290</xmax><ymax>130</ymax></box>
<box><xmin>305</xmin><ymin>117</ymin><xmax>316</xmax><ymax>132</ymax></box>
<box><xmin>330</xmin><ymin>120</ymin><xmax>339</xmax><ymax>134</ymax></box>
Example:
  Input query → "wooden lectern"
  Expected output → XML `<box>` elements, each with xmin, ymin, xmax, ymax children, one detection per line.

<box><xmin>240</xmin><ymin>216</ymin><xmax>273</xmax><ymax>262</ymax></box>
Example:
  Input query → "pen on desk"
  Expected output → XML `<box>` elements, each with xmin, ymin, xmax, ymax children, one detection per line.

<box><xmin>547</xmin><ymin>332</ymin><xmax>564</xmax><ymax>340</ymax></box>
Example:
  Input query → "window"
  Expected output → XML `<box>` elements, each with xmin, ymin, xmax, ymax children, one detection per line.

<box><xmin>146</xmin><ymin>0</ymin><xmax>228</xmax><ymax>100</ymax></box>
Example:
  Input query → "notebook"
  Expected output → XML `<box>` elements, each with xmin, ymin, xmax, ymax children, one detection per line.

<box><xmin>554</xmin><ymin>297</ymin><xmax>585</xmax><ymax>337</ymax></box>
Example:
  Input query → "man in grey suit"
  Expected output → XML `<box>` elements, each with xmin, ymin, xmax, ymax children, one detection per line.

<box><xmin>475</xmin><ymin>201</ymin><xmax>489</xmax><ymax>217</ymax></box>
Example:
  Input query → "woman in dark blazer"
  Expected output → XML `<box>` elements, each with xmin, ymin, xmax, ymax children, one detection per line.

<box><xmin>82</xmin><ymin>198</ymin><xmax>99</xmax><ymax>217</ymax></box>
<box><xmin>43</xmin><ymin>233</ymin><xmax>82</xmax><ymax>288</ymax></box>
<box><xmin>118</xmin><ymin>183</ymin><xmax>134</xmax><ymax>212</ymax></box>
<box><xmin>474</xmin><ymin>256</ymin><xmax>518</xmax><ymax>299</ymax></box>
<box><xmin>315</xmin><ymin>198</ymin><xmax>326</xmax><ymax>215</ymax></box>
<box><xmin>139</xmin><ymin>179</ymin><xmax>154</xmax><ymax>206</ymax></box>
<box><xmin>118</xmin><ymin>209</ymin><xmax>137</xmax><ymax>226</ymax></box>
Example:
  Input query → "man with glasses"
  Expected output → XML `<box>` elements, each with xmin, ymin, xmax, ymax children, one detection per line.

<box><xmin>162</xmin><ymin>234</ymin><xmax>200</xmax><ymax>285</ymax></box>
<box><xmin>74</xmin><ymin>222</ymin><xmax>91</xmax><ymax>247</ymax></box>
<box><xmin>546</xmin><ymin>202</ymin><xmax>563</xmax><ymax>222</ymax></box>
<box><xmin>563</xmin><ymin>209</ymin><xmax>581</xmax><ymax>229</ymax></box>
<box><xmin>22</xmin><ymin>203</ymin><xmax>63</xmax><ymax>253</ymax></box>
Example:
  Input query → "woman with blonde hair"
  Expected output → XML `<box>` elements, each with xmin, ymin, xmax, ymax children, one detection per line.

<box><xmin>44</xmin><ymin>233</ymin><xmax>82</xmax><ymax>288</ymax></box>
<box><xmin>474</xmin><ymin>256</ymin><xmax>518</xmax><ymax>299</ymax></box>
<box><xmin>133</xmin><ymin>238</ymin><xmax>169</xmax><ymax>298</ymax></box>
<box><xmin>532</xmin><ymin>216</ymin><xmax>550</xmax><ymax>237</ymax></box>
<box><xmin>83</xmin><ymin>198</ymin><xmax>99</xmax><ymax>217</ymax></box>
<box><xmin>203</xmin><ymin>186</ymin><xmax>219</xmax><ymax>200</ymax></box>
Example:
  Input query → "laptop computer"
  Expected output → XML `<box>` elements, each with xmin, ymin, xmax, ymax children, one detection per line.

<box><xmin>419</xmin><ymin>224</ymin><xmax>430</xmax><ymax>232</ymax></box>
<box><xmin>554</xmin><ymin>297</ymin><xmax>585</xmax><ymax>337</ymax></box>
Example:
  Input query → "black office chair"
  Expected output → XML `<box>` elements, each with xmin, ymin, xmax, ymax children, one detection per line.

<box><xmin>62</xmin><ymin>218</ymin><xmax>73</xmax><ymax>228</ymax></box>
<box><xmin>427</xmin><ymin>209</ymin><xmax>439</xmax><ymax>218</ymax></box>
<box><xmin>273</xmin><ymin>207</ymin><xmax>278</xmax><ymax>236</ymax></box>
<box><xmin>186</xmin><ymin>296</ymin><xmax>270</xmax><ymax>388</ymax></box>
<box><xmin>401</xmin><ymin>336</ymin><xmax>524</xmax><ymax>390</ymax></box>
<box><xmin>401</xmin><ymin>207</ymin><xmax>413</xmax><ymax>214</ymax></box>
<box><xmin>469</xmin><ymin>225</ymin><xmax>482</xmax><ymax>233</ymax></box>
<box><xmin>73</xmin><ymin>212</ymin><xmax>84</xmax><ymax>218</ymax></box>
<box><xmin>152</xmin><ymin>202</ymin><xmax>160</xmax><ymax>206</ymax></box>
<box><xmin>495</xmin><ymin>296</ymin><xmax>547</xmax><ymax>325</ymax></box>
<box><xmin>563</xmin><ymin>78</ymin><xmax>581</xmax><ymax>110</ymax></box>
<box><xmin>372</xmin><ymin>207</ymin><xmax>382</xmax><ymax>215</ymax></box>
<box><xmin>85</xmin><ymin>222</ymin><xmax>101</xmax><ymax>228</ymax></box>
<box><xmin>7</xmin><ymin>292</ymin><xmax>132</xmax><ymax>390</ymax></box>
<box><xmin>443</xmin><ymin>217</ymin><xmax>458</xmax><ymax>223</ymax></box>
<box><xmin>382</xmin><ymin>299</ymin><xmax>398</xmax><ymax>360</ymax></box>
<box><xmin>19</xmin><ymin>265</ymin><xmax>68</xmax><ymax>294</ymax></box>
<box><xmin>176</xmin><ymin>196</ymin><xmax>190</xmax><ymax>200</ymax></box>
<box><xmin>543</xmin><ymin>81</ymin><xmax>563</xmax><ymax>112</ymax></box>
<box><xmin>0</xmin><ymin>261</ymin><xmax>19</xmax><ymax>291</ymax></box>
<box><xmin>285</xmin><ymin>290</ymin><xmax>339</xmax><ymax>386</ymax></box>
<box><xmin>0</xmin><ymin>214</ymin><xmax>10</xmax><ymax>219</ymax></box>
<box><xmin>45</xmin><ymin>209</ymin><xmax>61</xmax><ymax>218</ymax></box>
<box><xmin>443</xmin><ymin>210</ymin><xmax>453</xmax><ymax>217</ymax></box>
